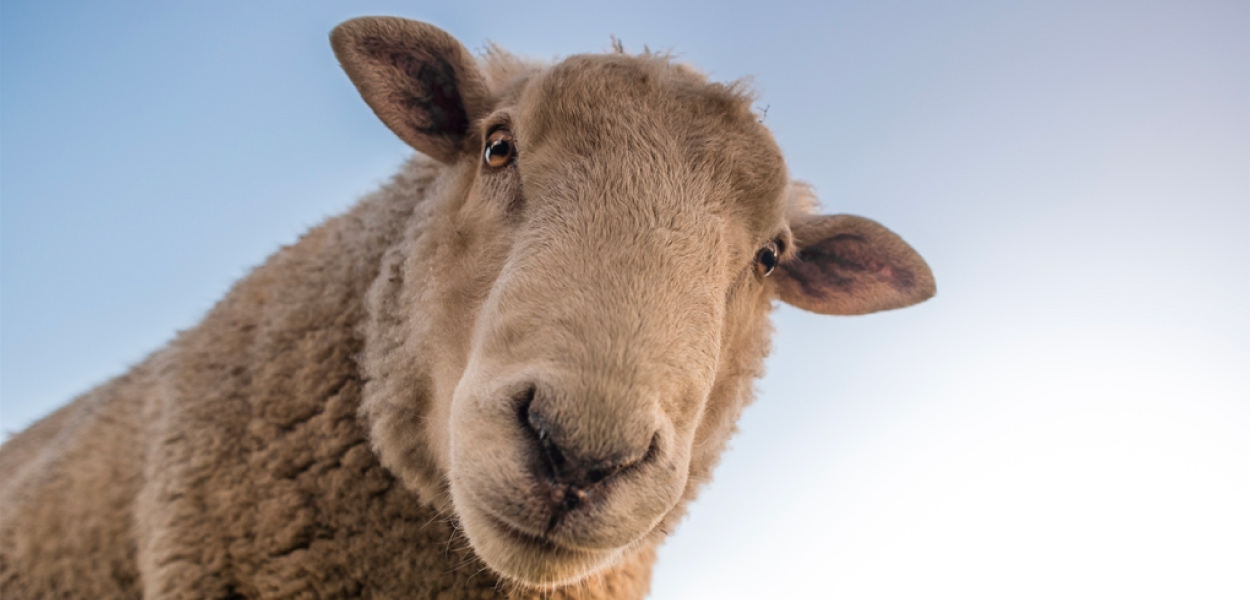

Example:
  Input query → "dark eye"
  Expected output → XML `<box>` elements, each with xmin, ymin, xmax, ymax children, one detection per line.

<box><xmin>755</xmin><ymin>240</ymin><xmax>781</xmax><ymax>277</ymax></box>
<box><xmin>484</xmin><ymin>129</ymin><xmax>515</xmax><ymax>168</ymax></box>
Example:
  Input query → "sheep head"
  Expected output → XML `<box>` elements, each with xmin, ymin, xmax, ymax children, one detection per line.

<box><xmin>332</xmin><ymin>17</ymin><xmax>935</xmax><ymax>589</ymax></box>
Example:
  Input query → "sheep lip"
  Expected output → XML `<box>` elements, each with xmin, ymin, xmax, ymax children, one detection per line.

<box><xmin>458</xmin><ymin>482</ymin><xmax>560</xmax><ymax>550</ymax></box>
<box><xmin>481</xmin><ymin>510</ymin><xmax>589</xmax><ymax>556</ymax></box>
<box><xmin>460</xmin><ymin>475</ymin><xmax>633</xmax><ymax>554</ymax></box>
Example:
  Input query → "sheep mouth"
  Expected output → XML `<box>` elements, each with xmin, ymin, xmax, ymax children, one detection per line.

<box><xmin>482</xmin><ymin>510</ymin><xmax>569</xmax><ymax>554</ymax></box>
<box><xmin>478</xmin><ymin>501</ymin><xmax>618</xmax><ymax>556</ymax></box>
<box><xmin>466</xmin><ymin>501</ymin><xmax>627</xmax><ymax>587</ymax></box>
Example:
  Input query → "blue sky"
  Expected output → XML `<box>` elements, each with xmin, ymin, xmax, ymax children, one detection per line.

<box><xmin>2</xmin><ymin>1</ymin><xmax>1246</xmax><ymax>597</ymax></box>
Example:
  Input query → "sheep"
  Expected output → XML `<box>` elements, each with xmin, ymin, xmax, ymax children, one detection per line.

<box><xmin>0</xmin><ymin>16</ymin><xmax>935</xmax><ymax>599</ymax></box>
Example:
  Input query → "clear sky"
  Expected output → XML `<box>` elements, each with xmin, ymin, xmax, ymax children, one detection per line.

<box><xmin>2</xmin><ymin>1</ymin><xmax>1246</xmax><ymax>598</ymax></box>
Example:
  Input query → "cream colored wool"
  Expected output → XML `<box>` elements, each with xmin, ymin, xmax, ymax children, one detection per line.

<box><xmin>0</xmin><ymin>17</ymin><xmax>934</xmax><ymax>599</ymax></box>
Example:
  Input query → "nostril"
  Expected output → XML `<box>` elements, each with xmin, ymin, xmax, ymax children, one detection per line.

<box><xmin>517</xmin><ymin>387</ymin><xmax>567</xmax><ymax>479</ymax></box>
<box><xmin>582</xmin><ymin>431</ymin><xmax>656</xmax><ymax>484</ymax></box>
<box><xmin>585</xmin><ymin>467</ymin><xmax>609</xmax><ymax>485</ymax></box>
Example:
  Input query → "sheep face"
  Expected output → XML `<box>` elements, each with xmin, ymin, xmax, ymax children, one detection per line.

<box><xmin>333</xmin><ymin>17</ymin><xmax>935</xmax><ymax>589</ymax></box>
<box><xmin>444</xmin><ymin>55</ymin><xmax>793</xmax><ymax>586</ymax></box>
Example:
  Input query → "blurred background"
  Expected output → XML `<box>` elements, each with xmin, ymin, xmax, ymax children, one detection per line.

<box><xmin>2</xmin><ymin>1</ymin><xmax>1245</xmax><ymax>598</ymax></box>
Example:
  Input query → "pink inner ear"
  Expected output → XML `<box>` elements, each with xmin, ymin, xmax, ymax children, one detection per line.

<box><xmin>801</xmin><ymin>234</ymin><xmax>915</xmax><ymax>288</ymax></box>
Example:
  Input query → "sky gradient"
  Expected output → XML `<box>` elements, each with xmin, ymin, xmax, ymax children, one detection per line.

<box><xmin>2</xmin><ymin>1</ymin><xmax>1246</xmax><ymax>597</ymax></box>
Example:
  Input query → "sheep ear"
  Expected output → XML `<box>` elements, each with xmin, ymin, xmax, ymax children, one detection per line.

<box><xmin>774</xmin><ymin>214</ymin><xmax>936</xmax><ymax>315</ymax></box>
<box><xmin>331</xmin><ymin>17</ymin><xmax>491</xmax><ymax>163</ymax></box>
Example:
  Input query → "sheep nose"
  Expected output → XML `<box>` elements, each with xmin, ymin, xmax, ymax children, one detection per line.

<box><xmin>517</xmin><ymin>391</ymin><xmax>654</xmax><ymax>508</ymax></box>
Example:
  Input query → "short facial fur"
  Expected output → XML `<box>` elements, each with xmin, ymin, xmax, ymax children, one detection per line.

<box><xmin>335</xmin><ymin>17</ymin><xmax>935</xmax><ymax>588</ymax></box>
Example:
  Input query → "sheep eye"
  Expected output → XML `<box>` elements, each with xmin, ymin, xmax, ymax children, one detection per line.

<box><xmin>484</xmin><ymin>129</ymin><xmax>515</xmax><ymax>168</ymax></box>
<box><xmin>755</xmin><ymin>240</ymin><xmax>780</xmax><ymax>277</ymax></box>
